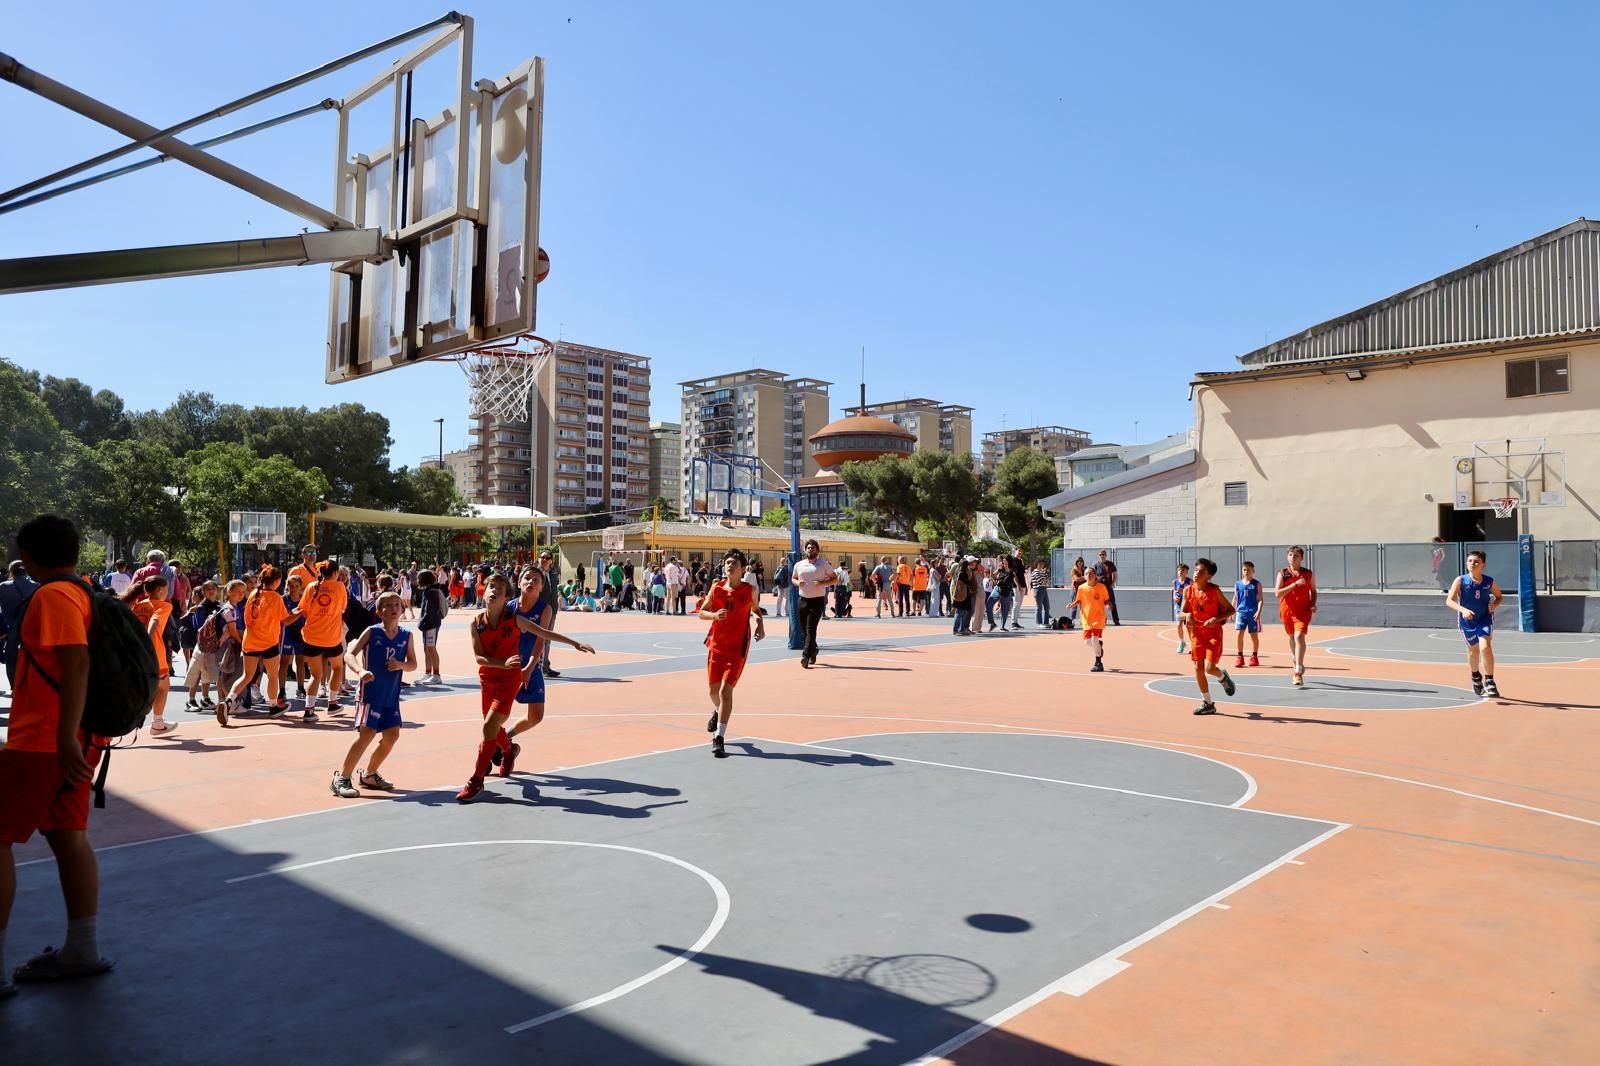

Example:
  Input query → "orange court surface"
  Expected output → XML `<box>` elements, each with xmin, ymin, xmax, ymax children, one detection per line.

<box><xmin>5</xmin><ymin>608</ymin><xmax>1598</xmax><ymax>1065</ymax></box>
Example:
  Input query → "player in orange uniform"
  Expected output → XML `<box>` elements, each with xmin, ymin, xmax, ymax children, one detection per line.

<box><xmin>700</xmin><ymin>549</ymin><xmax>765</xmax><ymax>758</ymax></box>
<box><xmin>1275</xmin><ymin>545</ymin><xmax>1317</xmax><ymax>686</ymax></box>
<box><xmin>294</xmin><ymin>561</ymin><xmax>347</xmax><ymax>719</ymax></box>
<box><xmin>1075</xmin><ymin>566</ymin><xmax>1111</xmax><ymax>672</ymax></box>
<box><xmin>458</xmin><ymin>573</ymin><xmax>521</xmax><ymax>802</ymax></box>
<box><xmin>1181</xmin><ymin>557</ymin><xmax>1238</xmax><ymax>715</ymax></box>
<box><xmin>225</xmin><ymin>565</ymin><xmax>297</xmax><ymax>720</ymax></box>
<box><xmin>126</xmin><ymin>575</ymin><xmax>177</xmax><ymax>735</ymax></box>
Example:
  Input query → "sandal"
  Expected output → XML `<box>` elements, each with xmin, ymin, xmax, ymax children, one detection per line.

<box><xmin>12</xmin><ymin>946</ymin><xmax>114</xmax><ymax>983</ymax></box>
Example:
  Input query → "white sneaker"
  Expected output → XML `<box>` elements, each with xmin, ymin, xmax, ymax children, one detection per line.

<box><xmin>151</xmin><ymin>718</ymin><xmax>178</xmax><ymax>735</ymax></box>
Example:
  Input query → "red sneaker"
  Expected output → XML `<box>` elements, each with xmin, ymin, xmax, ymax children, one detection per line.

<box><xmin>456</xmin><ymin>778</ymin><xmax>484</xmax><ymax>803</ymax></box>
<box><xmin>1249</xmin><ymin>654</ymin><xmax>1260</xmax><ymax>667</ymax></box>
<box><xmin>498</xmin><ymin>742</ymin><xmax>521</xmax><ymax>778</ymax></box>
<box><xmin>1234</xmin><ymin>655</ymin><xmax>1245</xmax><ymax>668</ymax></box>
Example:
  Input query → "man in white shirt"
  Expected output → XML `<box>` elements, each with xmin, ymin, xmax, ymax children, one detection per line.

<box><xmin>665</xmin><ymin>556</ymin><xmax>687</xmax><ymax>616</ymax></box>
<box><xmin>790</xmin><ymin>538</ymin><xmax>837</xmax><ymax>668</ymax></box>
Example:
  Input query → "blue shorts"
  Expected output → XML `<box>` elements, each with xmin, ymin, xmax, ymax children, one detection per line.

<box><xmin>1235</xmin><ymin>611</ymin><xmax>1260</xmax><ymax>633</ymax></box>
<box><xmin>516</xmin><ymin>666</ymin><xmax>546</xmax><ymax>705</ymax></box>
<box><xmin>362</xmin><ymin>702</ymin><xmax>402</xmax><ymax>732</ymax></box>
<box><xmin>1460</xmin><ymin>619</ymin><xmax>1493</xmax><ymax>647</ymax></box>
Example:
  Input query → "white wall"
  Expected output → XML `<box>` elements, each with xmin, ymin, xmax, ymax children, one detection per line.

<box><xmin>1059</xmin><ymin>465</ymin><xmax>1197</xmax><ymax>549</ymax></box>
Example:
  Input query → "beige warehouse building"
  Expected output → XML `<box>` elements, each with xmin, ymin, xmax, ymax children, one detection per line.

<box><xmin>1192</xmin><ymin>219</ymin><xmax>1600</xmax><ymax>545</ymax></box>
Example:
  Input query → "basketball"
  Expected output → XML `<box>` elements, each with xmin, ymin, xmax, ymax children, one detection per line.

<box><xmin>492</xmin><ymin>87</ymin><xmax>529</xmax><ymax>165</ymax></box>
<box><xmin>535</xmin><ymin>245</ymin><xmax>550</xmax><ymax>284</ymax></box>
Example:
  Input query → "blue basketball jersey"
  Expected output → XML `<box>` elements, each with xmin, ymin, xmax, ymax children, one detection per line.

<box><xmin>1235</xmin><ymin>579</ymin><xmax>1261</xmax><ymax>614</ymax></box>
<box><xmin>514</xmin><ymin>597</ymin><xmax>548</xmax><ymax>663</ymax></box>
<box><xmin>1459</xmin><ymin>573</ymin><xmax>1494</xmax><ymax>621</ymax></box>
<box><xmin>362</xmin><ymin>625</ymin><xmax>411</xmax><ymax>709</ymax></box>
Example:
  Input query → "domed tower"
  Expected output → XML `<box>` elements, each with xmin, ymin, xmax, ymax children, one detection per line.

<box><xmin>808</xmin><ymin>414</ymin><xmax>916</xmax><ymax>468</ymax></box>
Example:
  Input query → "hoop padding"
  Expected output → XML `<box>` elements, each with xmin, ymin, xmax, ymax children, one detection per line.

<box><xmin>457</xmin><ymin>336</ymin><xmax>553</xmax><ymax>422</ymax></box>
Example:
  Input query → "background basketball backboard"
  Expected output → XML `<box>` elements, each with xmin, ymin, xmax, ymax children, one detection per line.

<box><xmin>325</xmin><ymin>17</ymin><xmax>544</xmax><ymax>383</ymax></box>
<box><xmin>228</xmin><ymin>510</ymin><xmax>288</xmax><ymax>546</ymax></box>
<box><xmin>687</xmin><ymin>453</ymin><xmax>763</xmax><ymax>521</ymax></box>
<box><xmin>1452</xmin><ymin>438</ymin><xmax>1566</xmax><ymax>511</ymax></box>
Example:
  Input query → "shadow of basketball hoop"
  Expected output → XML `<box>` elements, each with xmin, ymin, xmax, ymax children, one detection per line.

<box><xmin>824</xmin><ymin>953</ymin><xmax>999</xmax><ymax>1009</ymax></box>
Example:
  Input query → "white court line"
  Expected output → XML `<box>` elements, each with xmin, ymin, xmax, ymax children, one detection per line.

<box><xmin>747</xmin><ymin>738</ymin><xmax>1327</xmax><ymax>826</ymax></box>
<box><xmin>1141</xmin><ymin>675</ymin><xmax>1482</xmax><ymax>707</ymax></box>
<box><xmin>15</xmin><ymin>741</ymin><xmax>710</xmax><ymax>869</ymax></box>
<box><xmin>905</xmin><ymin>822</ymin><xmax>1350</xmax><ymax>1065</ymax></box>
<box><xmin>225</xmin><ymin>839</ymin><xmax>731</xmax><ymax>1036</ymax></box>
<box><xmin>792</xmin><ymin>729</ymin><xmax>1258</xmax><ymax>808</ymax></box>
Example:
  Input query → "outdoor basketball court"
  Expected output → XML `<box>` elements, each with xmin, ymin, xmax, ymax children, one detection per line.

<box><xmin>5</xmin><ymin>611</ymin><xmax>1598</xmax><ymax>1065</ymax></box>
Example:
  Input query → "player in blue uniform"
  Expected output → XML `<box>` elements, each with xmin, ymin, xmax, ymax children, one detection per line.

<box><xmin>1446</xmin><ymin>549</ymin><xmax>1504</xmax><ymax>697</ymax></box>
<box><xmin>1172</xmin><ymin>564</ymin><xmax>1192</xmax><ymax>655</ymax></box>
<box><xmin>1233</xmin><ymin>560</ymin><xmax>1263</xmax><ymax>668</ymax></box>
<box><xmin>330</xmin><ymin>591</ymin><xmax>417</xmax><ymax>797</ymax></box>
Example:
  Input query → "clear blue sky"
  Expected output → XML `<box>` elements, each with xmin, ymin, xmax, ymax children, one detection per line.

<box><xmin>5</xmin><ymin>1</ymin><xmax>1599</xmax><ymax>469</ymax></box>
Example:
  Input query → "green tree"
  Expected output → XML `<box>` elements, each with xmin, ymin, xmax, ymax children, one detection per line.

<box><xmin>183</xmin><ymin>443</ymin><xmax>331</xmax><ymax>550</ymax></box>
<box><xmin>646</xmin><ymin>495</ymin><xmax>680</xmax><ymax>521</ymax></box>
<box><xmin>758</xmin><ymin>505</ymin><xmax>791</xmax><ymax>528</ymax></box>
<box><xmin>77</xmin><ymin>438</ymin><xmax>186</xmax><ymax>559</ymax></box>
<box><xmin>828</xmin><ymin>507</ymin><xmax>884</xmax><ymax>536</ymax></box>
<box><xmin>993</xmin><ymin>446</ymin><xmax>1061</xmax><ymax>556</ymax></box>
<box><xmin>38</xmin><ymin>375</ymin><xmax>131</xmax><ymax>446</ymax></box>
<box><xmin>0</xmin><ymin>358</ymin><xmax>74</xmax><ymax>544</ymax></box>
<box><xmin>837</xmin><ymin>456</ymin><xmax>917</xmax><ymax>533</ymax></box>
<box><xmin>909</xmin><ymin>451</ymin><xmax>983</xmax><ymax>543</ymax></box>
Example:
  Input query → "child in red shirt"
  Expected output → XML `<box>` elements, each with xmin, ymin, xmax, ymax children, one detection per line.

<box><xmin>699</xmin><ymin>549</ymin><xmax>765</xmax><ymax>759</ymax></box>
<box><xmin>1180</xmin><ymin>557</ymin><xmax>1237</xmax><ymax>716</ymax></box>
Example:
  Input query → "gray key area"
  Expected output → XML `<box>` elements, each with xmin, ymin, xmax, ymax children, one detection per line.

<box><xmin>6</xmin><ymin>733</ymin><xmax>1335</xmax><ymax>1066</ymax></box>
<box><xmin>1148</xmin><ymin>673</ymin><xmax>1482</xmax><ymax>711</ymax></box>
<box><xmin>1314</xmin><ymin>628</ymin><xmax>1600</xmax><ymax>665</ymax></box>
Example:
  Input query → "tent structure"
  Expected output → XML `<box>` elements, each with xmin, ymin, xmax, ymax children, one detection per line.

<box><xmin>313</xmin><ymin>503</ymin><xmax>553</xmax><ymax>531</ymax></box>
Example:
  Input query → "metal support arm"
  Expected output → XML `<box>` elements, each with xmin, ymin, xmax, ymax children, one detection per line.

<box><xmin>0</xmin><ymin>229</ymin><xmax>384</xmax><ymax>294</ymax></box>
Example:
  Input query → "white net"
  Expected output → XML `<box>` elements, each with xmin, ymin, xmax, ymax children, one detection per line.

<box><xmin>1490</xmin><ymin>497</ymin><xmax>1519</xmax><ymax>520</ymax></box>
<box><xmin>456</xmin><ymin>335</ymin><xmax>554</xmax><ymax>422</ymax></box>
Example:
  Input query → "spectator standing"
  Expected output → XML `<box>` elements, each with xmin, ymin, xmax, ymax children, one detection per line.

<box><xmin>539</xmin><ymin>551</ymin><xmax>562</xmax><ymax>677</ymax></box>
<box><xmin>105</xmin><ymin>559</ymin><xmax>132</xmax><ymax>596</ymax></box>
<box><xmin>1031</xmin><ymin>558</ymin><xmax>1053</xmax><ymax>627</ymax></box>
<box><xmin>1093</xmin><ymin>550</ymin><xmax>1121</xmax><ymax>626</ymax></box>
<box><xmin>0</xmin><ymin>515</ymin><xmax>113</xmax><ymax>993</ymax></box>
<box><xmin>1005</xmin><ymin>547</ymin><xmax>1030</xmax><ymax>630</ymax></box>
<box><xmin>1</xmin><ymin>560</ymin><xmax>38</xmax><ymax>692</ymax></box>
<box><xmin>771</xmin><ymin>554</ymin><xmax>791</xmax><ymax>618</ymax></box>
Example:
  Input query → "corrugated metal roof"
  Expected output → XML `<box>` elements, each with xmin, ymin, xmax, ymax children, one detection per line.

<box><xmin>1236</xmin><ymin>219</ymin><xmax>1600</xmax><ymax>367</ymax></box>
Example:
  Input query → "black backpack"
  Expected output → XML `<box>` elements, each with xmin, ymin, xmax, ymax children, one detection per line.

<box><xmin>16</xmin><ymin>575</ymin><xmax>161</xmax><ymax>808</ymax></box>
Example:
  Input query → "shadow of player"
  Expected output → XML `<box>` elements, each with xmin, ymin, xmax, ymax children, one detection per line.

<box><xmin>730</xmin><ymin>741</ymin><xmax>893</xmax><ymax>768</ymax></box>
<box><xmin>658</xmin><ymin>945</ymin><xmax>1117</xmax><ymax>1065</ymax></box>
<box><xmin>1218</xmin><ymin>711</ymin><xmax>1362</xmax><ymax>727</ymax></box>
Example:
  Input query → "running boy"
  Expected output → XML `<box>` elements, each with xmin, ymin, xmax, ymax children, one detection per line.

<box><xmin>1172</xmin><ymin>563</ymin><xmax>1192</xmax><ymax>655</ymax></box>
<box><xmin>1276</xmin><ymin>546</ymin><xmax>1317</xmax><ymax>686</ymax></box>
<box><xmin>1181</xmin><ymin>558</ymin><xmax>1238</xmax><ymax>715</ymax></box>
<box><xmin>1445</xmin><ymin>549</ymin><xmax>1504</xmax><ymax>697</ymax></box>
<box><xmin>1075</xmin><ymin>565</ymin><xmax>1111</xmax><ymax>672</ymax></box>
<box><xmin>701</xmin><ymin>549</ymin><xmax>765</xmax><ymax>758</ymax></box>
<box><xmin>330</xmin><ymin>591</ymin><xmax>417</xmax><ymax>798</ymax></box>
<box><xmin>1233</xmin><ymin>560</ymin><xmax>1263</xmax><ymax>667</ymax></box>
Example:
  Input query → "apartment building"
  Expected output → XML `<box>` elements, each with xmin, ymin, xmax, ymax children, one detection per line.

<box><xmin>648</xmin><ymin>422</ymin><xmax>682</xmax><ymax>505</ymax></box>
<box><xmin>980</xmin><ymin>424</ymin><xmax>1092</xmax><ymax>474</ymax></box>
<box><xmin>470</xmin><ymin>341</ymin><xmax>652</xmax><ymax>519</ymax></box>
<box><xmin>678</xmin><ymin>370</ymin><xmax>831</xmax><ymax>515</ymax></box>
<box><xmin>841</xmin><ymin>397</ymin><xmax>974</xmax><ymax>456</ymax></box>
<box><xmin>421</xmin><ymin>448</ymin><xmax>480</xmax><ymax>501</ymax></box>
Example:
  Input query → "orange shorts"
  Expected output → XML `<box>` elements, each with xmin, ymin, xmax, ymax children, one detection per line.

<box><xmin>1282</xmin><ymin>611</ymin><xmax>1312</xmax><ymax>635</ymax></box>
<box><xmin>1191</xmin><ymin>629</ymin><xmax>1223</xmax><ymax>663</ymax></box>
<box><xmin>480</xmin><ymin>675</ymin><xmax>522</xmax><ymax>717</ymax></box>
<box><xmin>0</xmin><ymin>744</ymin><xmax>101</xmax><ymax>843</ymax></box>
<box><xmin>707</xmin><ymin>651</ymin><xmax>747</xmax><ymax>687</ymax></box>
<box><xmin>1081</xmin><ymin>627</ymin><xmax>1104</xmax><ymax>641</ymax></box>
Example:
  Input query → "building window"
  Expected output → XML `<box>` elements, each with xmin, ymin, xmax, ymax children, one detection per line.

<box><xmin>1505</xmin><ymin>354</ymin><xmax>1568</xmax><ymax>397</ymax></box>
<box><xmin>1110</xmin><ymin>515</ymin><xmax>1145</xmax><ymax>539</ymax></box>
<box><xmin>1223</xmin><ymin>481</ymin><xmax>1248</xmax><ymax>506</ymax></box>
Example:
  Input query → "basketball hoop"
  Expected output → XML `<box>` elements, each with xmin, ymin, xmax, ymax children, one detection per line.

<box><xmin>452</xmin><ymin>334</ymin><xmax>553</xmax><ymax>422</ymax></box>
<box><xmin>1490</xmin><ymin>497</ymin><xmax>1519</xmax><ymax>520</ymax></box>
<box><xmin>245</xmin><ymin>528</ymin><xmax>270</xmax><ymax>553</ymax></box>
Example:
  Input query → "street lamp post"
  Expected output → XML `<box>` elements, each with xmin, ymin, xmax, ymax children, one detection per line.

<box><xmin>434</xmin><ymin>417</ymin><xmax>445</xmax><ymax>563</ymax></box>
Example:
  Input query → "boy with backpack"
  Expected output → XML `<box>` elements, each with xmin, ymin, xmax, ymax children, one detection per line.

<box><xmin>1</xmin><ymin>514</ymin><xmax>147</xmax><ymax>996</ymax></box>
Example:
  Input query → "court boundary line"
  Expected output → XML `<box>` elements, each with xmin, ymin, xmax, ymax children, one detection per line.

<box><xmin>904</xmin><ymin>821</ymin><xmax>1350</xmax><ymax>1064</ymax></box>
<box><xmin>225</xmin><ymin>838</ymin><xmax>731</xmax><ymax>1036</ymax></box>
<box><xmin>1140</xmin><ymin>675</ymin><xmax>1486</xmax><ymax>709</ymax></box>
<box><xmin>749</xmin><ymin>737</ymin><xmax>1329</xmax><ymax>826</ymax></box>
<box><xmin>792</xmin><ymin>729</ymin><xmax>1258</xmax><ymax>808</ymax></box>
